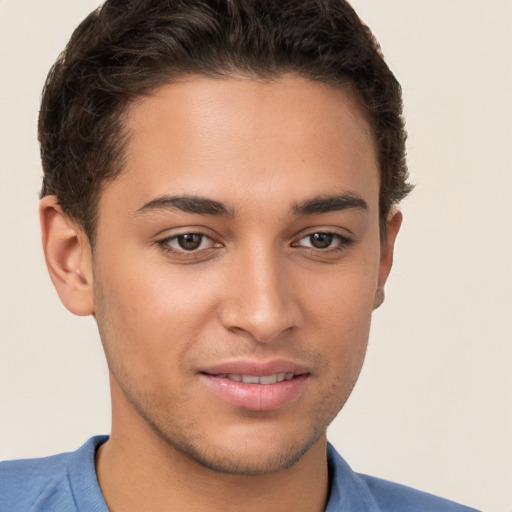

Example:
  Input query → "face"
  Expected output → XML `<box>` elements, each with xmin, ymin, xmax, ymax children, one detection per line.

<box><xmin>91</xmin><ymin>76</ymin><xmax>398</xmax><ymax>474</ymax></box>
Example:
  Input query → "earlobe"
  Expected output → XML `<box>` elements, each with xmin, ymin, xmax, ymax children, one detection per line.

<box><xmin>373</xmin><ymin>210</ymin><xmax>403</xmax><ymax>310</ymax></box>
<box><xmin>40</xmin><ymin>196</ymin><xmax>95</xmax><ymax>316</ymax></box>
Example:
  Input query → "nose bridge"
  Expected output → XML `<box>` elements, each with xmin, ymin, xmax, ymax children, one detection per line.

<box><xmin>220</xmin><ymin>242</ymin><xmax>298</xmax><ymax>343</ymax></box>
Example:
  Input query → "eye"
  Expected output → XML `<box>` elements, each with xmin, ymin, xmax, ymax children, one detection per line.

<box><xmin>296</xmin><ymin>232</ymin><xmax>352</xmax><ymax>250</ymax></box>
<box><xmin>160</xmin><ymin>233</ymin><xmax>217</xmax><ymax>253</ymax></box>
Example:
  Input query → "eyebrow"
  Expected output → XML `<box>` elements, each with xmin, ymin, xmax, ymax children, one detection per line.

<box><xmin>137</xmin><ymin>195</ymin><xmax>234</xmax><ymax>217</ymax></box>
<box><xmin>136</xmin><ymin>192</ymin><xmax>367</xmax><ymax>218</ymax></box>
<box><xmin>292</xmin><ymin>193</ymin><xmax>368</xmax><ymax>216</ymax></box>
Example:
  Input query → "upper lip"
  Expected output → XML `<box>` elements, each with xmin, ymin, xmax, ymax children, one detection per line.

<box><xmin>200</xmin><ymin>359</ymin><xmax>310</xmax><ymax>376</ymax></box>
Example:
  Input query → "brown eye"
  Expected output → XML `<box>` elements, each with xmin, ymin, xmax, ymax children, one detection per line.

<box><xmin>177</xmin><ymin>234</ymin><xmax>203</xmax><ymax>250</ymax></box>
<box><xmin>309</xmin><ymin>233</ymin><xmax>334</xmax><ymax>249</ymax></box>
<box><xmin>158</xmin><ymin>232</ymin><xmax>220</xmax><ymax>257</ymax></box>
<box><xmin>295</xmin><ymin>232</ymin><xmax>353</xmax><ymax>252</ymax></box>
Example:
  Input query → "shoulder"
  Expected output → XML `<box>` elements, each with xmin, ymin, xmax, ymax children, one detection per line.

<box><xmin>326</xmin><ymin>443</ymin><xmax>481</xmax><ymax>512</ymax></box>
<box><xmin>0</xmin><ymin>436</ymin><xmax>108</xmax><ymax>512</ymax></box>
<box><xmin>356</xmin><ymin>473</ymin><xmax>481</xmax><ymax>512</ymax></box>
<box><xmin>0</xmin><ymin>451</ymin><xmax>75</xmax><ymax>512</ymax></box>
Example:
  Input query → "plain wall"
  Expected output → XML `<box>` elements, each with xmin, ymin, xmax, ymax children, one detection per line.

<box><xmin>0</xmin><ymin>1</ymin><xmax>510</xmax><ymax>511</ymax></box>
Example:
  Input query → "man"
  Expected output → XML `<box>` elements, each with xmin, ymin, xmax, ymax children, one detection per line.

<box><xmin>0</xmin><ymin>0</ymin><xmax>480</xmax><ymax>511</ymax></box>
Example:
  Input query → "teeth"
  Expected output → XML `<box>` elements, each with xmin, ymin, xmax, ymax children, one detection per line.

<box><xmin>259</xmin><ymin>374</ymin><xmax>277</xmax><ymax>384</ymax></box>
<box><xmin>224</xmin><ymin>373</ymin><xmax>296</xmax><ymax>384</ymax></box>
<box><xmin>241</xmin><ymin>375</ymin><xmax>260</xmax><ymax>384</ymax></box>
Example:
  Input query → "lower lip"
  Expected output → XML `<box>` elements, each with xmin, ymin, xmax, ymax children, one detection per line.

<box><xmin>200</xmin><ymin>374</ymin><xmax>309</xmax><ymax>411</ymax></box>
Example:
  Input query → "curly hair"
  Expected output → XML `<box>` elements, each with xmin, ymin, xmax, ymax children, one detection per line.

<box><xmin>39</xmin><ymin>0</ymin><xmax>412</xmax><ymax>240</ymax></box>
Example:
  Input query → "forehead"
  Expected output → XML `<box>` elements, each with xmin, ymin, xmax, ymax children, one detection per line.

<box><xmin>101</xmin><ymin>75</ymin><xmax>379</xmax><ymax>215</ymax></box>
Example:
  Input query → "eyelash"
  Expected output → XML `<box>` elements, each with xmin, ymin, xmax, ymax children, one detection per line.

<box><xmin>157</xmin><ymin>233</ymin><xmax>219</xmax><ymax>255</ymax></box>
<box><xmin>294</xmin><ymin>232</ymin><xmax>354</xmax><ymax>253</ymax></box>
<box><xmin>156</xmin><ymin>230</ymin><xmax>353</xmax><ymax>257</ymax></box>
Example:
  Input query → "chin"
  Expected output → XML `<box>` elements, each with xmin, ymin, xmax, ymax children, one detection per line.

<box><xmin>146</xmin><ymin>412</ymin><xmax>327</xmax><ymax>476</ymax></box>
<box><xmin>172</xmin><ymin>434</ymin><xmax>321</xmax><ymax>476</ymax></box>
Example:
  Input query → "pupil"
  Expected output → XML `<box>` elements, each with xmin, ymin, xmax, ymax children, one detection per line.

<box><xmin>311</xmin><ymin>233</ymin><xmax>333</xmax><ymax>249</ymax></box>
<box><xmin>178</xmin><ymin>234</ymin><xmax>202</xmax><ymax>250</ymax></box>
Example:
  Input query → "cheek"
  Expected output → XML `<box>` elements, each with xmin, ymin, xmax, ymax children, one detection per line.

<box><xmin>93</xmin><ymin>259</ymin><xmax>222</xmax><ymax>368</ymax></box>
<box><xmin>311</xmin><ymin>293</ymin><xmax>372</xmax><ymax>419</ymax></box>
<box><xmin>299</xmin><ymin>254</ymin><xmax>379</xmax><ymax>330</ymax></box>
<box><xmin>296</xmin><ymin>251</ymin><xmax>378</xmax><ymax>384</ymax></box>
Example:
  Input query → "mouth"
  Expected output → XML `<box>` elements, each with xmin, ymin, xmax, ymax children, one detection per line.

<box><xmin>204</xmin><ymin>372</ymin><xmax>301</xmax><ymax>385</ymax></box>
<box><xmin>199</xmin><ymin>361</ymin><xmax>310</xmax><ymax>411</ymax></box>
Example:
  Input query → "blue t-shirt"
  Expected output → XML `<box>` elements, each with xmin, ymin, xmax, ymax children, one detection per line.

<box><xmin>0</xmin><ymin>436</ymin><xmax>480</xmax><ymax>511</ymax></box>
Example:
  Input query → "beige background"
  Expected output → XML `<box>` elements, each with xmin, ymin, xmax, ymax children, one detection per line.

<box><xmin>0</xmin><ymin>1</ymin><xmax>511</xmax><ymax>511</ymax></box>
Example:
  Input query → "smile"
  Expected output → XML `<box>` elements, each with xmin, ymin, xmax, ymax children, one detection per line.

<box><xmin>199</xmin><ymin>362</ymin><xmax>310</xmax><ymax>411</ymax></box>
<box><xmin>211</xmin><ymin>373</ymin><xmax>296</xmax><ymax>384</ymax></box>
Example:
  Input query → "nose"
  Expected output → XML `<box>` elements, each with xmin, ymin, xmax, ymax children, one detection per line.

<box><xmin>219</xmin><ymin>248</ymin><xmax>301</xmax><ymax>344</ymax></box>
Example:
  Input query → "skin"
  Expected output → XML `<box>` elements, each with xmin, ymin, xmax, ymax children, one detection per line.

<box><xmin>40</xmin><ymin>75</ymin><xmax>401</xmax><ymax>512</ymax></box>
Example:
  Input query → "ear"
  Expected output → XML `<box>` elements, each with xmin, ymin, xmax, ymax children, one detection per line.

<box><xmin>40</xmin><ymin>196</ymin><xmax>95</xmax><ymax>316</ymax></box>
<box><xmin>373</xmin><ymin>210</ymin><xmax>403</xmax><ymax>309</ymax></box>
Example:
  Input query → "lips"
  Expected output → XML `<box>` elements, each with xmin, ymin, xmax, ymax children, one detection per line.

<box><xmin>199</xmin><ymin>360</ymin><xmax>310</xmax><ymax>411</ymax></box>
<box><xmin>215</xmin><ymin>373</ymin><xmax>296</xmax><ymax>384</ymax></box>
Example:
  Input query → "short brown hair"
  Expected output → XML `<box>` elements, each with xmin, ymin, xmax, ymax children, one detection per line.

<box><xmin>39</xmin><ymin>0</ymin><xmax>412</xmax><ymax>240</ymax></box>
